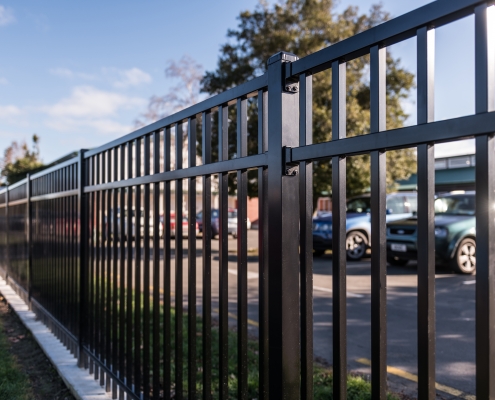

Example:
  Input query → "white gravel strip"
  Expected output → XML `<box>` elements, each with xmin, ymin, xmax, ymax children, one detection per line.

<box><xmin>0</xmin><ymin>277</ymin><xmax>112</xmax><ymax>400</ymax></box>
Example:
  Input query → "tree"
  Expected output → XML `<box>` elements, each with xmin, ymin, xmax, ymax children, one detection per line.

<box><xmin>0</xmin><ymin>134</ymin><xmax>44</xmax><ymax>185</ymax></box>
<box><xmin>135</xmin><ymin>55</ymin><xmax>204</xmax><ymax>128</ymax></box>
<box><xmin>201</xmin><ymin>0</ymin><xmax>416</xmax><ymax>203</ymax></box>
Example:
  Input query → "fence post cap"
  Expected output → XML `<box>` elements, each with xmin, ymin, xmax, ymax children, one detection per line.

<box><xmin>267</xmin><ymin>51</ymin><xmax>299</xmax><ymax>66</ymax></box>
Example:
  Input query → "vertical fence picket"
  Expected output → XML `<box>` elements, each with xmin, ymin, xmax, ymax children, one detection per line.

<box><xmin>370</xmin><ymin>44</ymin><xmax>387</xmax><ymax>400</ymax></box>
<box><xmin>163</xmin><ymin>126</ymin><xmax>172</xmax><ymax>399</ymax></box>
<box><xmin>201</xmin><ymin>110</ymin><xmax>212</xmax><ymax>399</ymax></box>
<box><xmin>175</xmin><ymin>122</ymin><xmax>184</xmax><ymax>400</ymax></box>
<box><xmin>105</xmin><ymin>150</ymin><xmax>112</xmax><ymax>391</ymax></box>
<box><xmin>258</xmin><ymin>88</ymin><xmax>269</xmax><ymax>400</ymax></box>
<box><xmin>112</xmin><ymin>147</ymin><xmax>119</xmax><ymax>399</ymax></box>
<box><xmin>126</xmin><ymin>141</ymin><xmax>134</xmax><ymax>392</ymax></box>
<box><xmin>237</xmin><ymin>96</ymin><xmax>248</xmax><ymax>400</ymax></box>
<box><xmin>118</xmin><ymin>143</ymin><xmax>126</xmax><ymax>400</ymax></box>
<box><xmin>416</xmin><ymin>25</ymin><xmax>436</xmax><ymax>400</ymax></box>
<box><xmin>143</xmin><ymin>134</ymin><xmax>151</xmax><ymax>398</ymax></box>
<box><xmin>188</xmin><ymin>117</ymin><xmax>197</xmax><ymax>399</ymax></box>
<box><xmin>152</xmin><ymin>131</ymin><xmax>161</xmax><ymax>400</ymax></box>
<box><xmin>218</xmin><ymin>104</ymin><xmax>229</xmax><ymax>400</ymax></box>
<box><xmin>331</xmin><ymin>59</ymin><xmax>347</xmax><ymax>400</ymax></box>
<box><xmin>134</xmin><ymin>138</ymin><xmax>142</xmax><ymax>397</ymax></box>
<box><xmin>299</xmin><ymin>72</ymin><xmax>313</xmax><ymax>400</ymax></box>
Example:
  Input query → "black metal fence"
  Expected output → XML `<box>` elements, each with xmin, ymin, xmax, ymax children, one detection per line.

<box><xmin>0</xmin><ymin>0</ymin><xmax>494</xmax><ymax>398</ymax></box>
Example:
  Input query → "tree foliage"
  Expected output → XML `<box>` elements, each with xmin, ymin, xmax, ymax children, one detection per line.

<box><xmin>135</xmin><ymin>55</ymin><xmax>204</xmax><ymax>129</ymax></box>
<box><xmin>0</xmin><ymin>135</ymin><xmax>44</xmax><ymax>186</ymax></box>
<box><xmin>201</xmin><ymin>0</ymin><xmax>416</xmax><ymax>201</ymax></box>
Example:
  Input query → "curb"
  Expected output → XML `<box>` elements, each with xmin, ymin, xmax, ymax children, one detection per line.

<box><xmin>0</xmin><ymin>277</ymin><xmax>112</xmax><ymax>400</ymax></box>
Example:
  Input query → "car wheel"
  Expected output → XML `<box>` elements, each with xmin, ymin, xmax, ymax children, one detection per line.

<box><xmin>313</xmin><ymin>249</ymin><xmax>325</xmax><ymax>257</ymax></box>
<box><xmin>451</xmin><ymin>238</ymin><xmax>476</xmax><ymax>274</ymax></box>
<box><xmin>387</xmin><ymin>256</ymin><xmax>408</xmax><ymax>266</ymax></box>
<box><xmin>346</xmin><ymin>231</ymin><xmax>368</xmax><ymax>261</ymax></box>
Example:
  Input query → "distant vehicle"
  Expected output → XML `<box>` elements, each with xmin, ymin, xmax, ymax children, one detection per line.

<box><xmin>387</xmin><ymin>191</ymin><xmax>477</xmax><ymax>274</ymax></box>
<box><xmin>312</xmin><ymin>192</ymin><xmax>418</xmax><ymax>260</ymax></box>
<box><xmin>160</xmin><ymin>212</ymin><xmax>199</xmax><ymax>238</ymax></box>
<box><xmin>104</xmin><ymin>207</ymin><xmax>155</xmax><ymax>239</ymax></box>
<box><xmin>197</xmin><ymin>208</ymin><xmax>251</xmax><ymax>239</ymax></box>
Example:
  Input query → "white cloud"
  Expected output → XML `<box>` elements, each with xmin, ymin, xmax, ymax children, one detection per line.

<box><xmin>44</xmin><ymin>86</ymin><xmax>145</xmax><ymax>136</ymax></box>
<box><xmin>47</xmin><ymin>117</ymin><xmax>133</xmax><ymax>135</ymax></box>
<box><xmin>49</xmin><ymin>68</ymin><xmax>95</xmax><ymax>80</ymax></box>
<box><xmin>0</xmin><ymin>5</ymin><xmax>15</xmax><ymax>26</ymax></box>
<box><xmin>46</xmin><ymin>85</ymin><xmax>145</xmax><ymax>119</ymax></box>
<box><xmin>0</xmin><ymin>105</ymin><xmax>21</xmax><ymax>118</ymax></box>
<box><xmin>113</xmin><ymin>68</ymin><xmax>152</xmax><ymax>88</ymax></box>
<box><xmin>0</xmin><ymin>77</ymin><xmax>8</xmax><ymax>85</ymax></box>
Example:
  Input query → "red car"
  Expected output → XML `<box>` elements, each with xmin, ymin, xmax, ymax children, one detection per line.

<box><xmin>160</xmin><ymin>212</ymin><xmax>199</xmax><ymax>238</ymax></box>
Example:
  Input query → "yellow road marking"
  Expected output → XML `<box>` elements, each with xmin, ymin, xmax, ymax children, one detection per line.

<box><xmin>356</xmin><ymin>358</ymin><xmax>475</xmax><ymax>400</ymax></box>
<box><xmin>213</xmin><ymin>308</ymin><xmax>259</xmax><ymax>328</ymax></box>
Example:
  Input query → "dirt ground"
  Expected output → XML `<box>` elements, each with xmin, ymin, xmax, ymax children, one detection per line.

<box><xmin>0</xmin><ymin>294</ymin><xmax>75</xmax><ymax>400</ymax></box>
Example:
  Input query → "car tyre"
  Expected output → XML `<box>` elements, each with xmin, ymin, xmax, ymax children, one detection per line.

<box><xmin>387</xmin><ymin>256</ymin><xmax>408</xmax><ymax>266</ymax></box>
<box><xmin>451</xmin><ymin>237</ymin><xmax>476</xmax><ymax>274</ymax></box>
<box><xmin>346</xmin><ymin>231</ymin><xmax>368</xmax><ymax>261</ymax></box>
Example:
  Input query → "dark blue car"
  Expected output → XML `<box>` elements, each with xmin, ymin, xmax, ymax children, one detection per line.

<box><xmin>313</xmin><ymin>192</ymin><xmax>418</xmax><ymax>260</ymax></box>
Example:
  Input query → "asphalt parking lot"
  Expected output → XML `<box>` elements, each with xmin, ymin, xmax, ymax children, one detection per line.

<box><xmin>132</xmin><ymin>229</ymin><xmax>476</xmax><ymax>399</ymax></box>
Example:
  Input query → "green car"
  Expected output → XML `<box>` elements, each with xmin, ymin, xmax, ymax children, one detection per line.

<box><xmin>386</xmin><ymin>192</ymin><xmax>476</xmax><ymax>274</ymax></box>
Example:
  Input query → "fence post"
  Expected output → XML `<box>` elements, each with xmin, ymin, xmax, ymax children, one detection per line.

<box><xmin>475</xmin><ymin>4</ymin><xmax>495</xmax><ymax>399</ymax></box>
<box><xmin>77</xmin><ymin>150</ymin><xmax>87</xmax><ymax>368</ymax></box>
<box><xmin>266</xmin><ymin>51</ymin><xmax>300</xmax><ymax>399</ymax></box>
<box><xmin>27</xmin><ymin>173</ymin><xmax>32</xmax><ymax>303</ymax></box>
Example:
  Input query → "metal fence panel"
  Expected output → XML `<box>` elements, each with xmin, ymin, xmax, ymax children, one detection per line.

<box><xmin>0</xmin><ymin>1</ymin><xmax>494</xmax><ymax>399</ymax></box>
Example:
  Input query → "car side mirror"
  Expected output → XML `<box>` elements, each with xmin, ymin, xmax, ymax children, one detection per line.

<box><xmin>386</xmin><ymin>208</ymin><xmax>393</xmax><ymax>215</ymax></box>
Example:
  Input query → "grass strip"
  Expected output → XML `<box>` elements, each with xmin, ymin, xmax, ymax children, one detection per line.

<box><xmin>0</xmin><ymin>307</ymin><xmax>33</xmax><ymax>400</ymax></box>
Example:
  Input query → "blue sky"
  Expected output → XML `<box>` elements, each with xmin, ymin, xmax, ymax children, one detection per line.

<box><xmin>0</xmin><ymin>0</ymin><xmax>481</xmax><ymax>164</ymax></box>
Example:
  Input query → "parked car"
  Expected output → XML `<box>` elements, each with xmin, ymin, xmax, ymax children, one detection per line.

<box><xmin>160</xmin><ymin>212</ymin><xmax>199</xmax><ymax>238</ymax></box>
<box><xmin>197</xmin><ymin>208</ymin><xmax>251</xmax><ymax>239</ymax></box>
<box><xmin>312</xmin><ymin>192</ymin><xmax>418</xmax><ymax>260</ymax></box>
<box><xmin>104</xmin><ymin>207</ymin><xmax>156</xmax><ymax>239</ymax></box>
<box><xmin>386</xmin><ymin>191</ymin><xmax>477</xmax><ymax>274</ymax></box>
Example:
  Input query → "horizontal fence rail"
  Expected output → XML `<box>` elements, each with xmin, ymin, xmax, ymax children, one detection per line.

<box><xmin>0</xmin><ymin>0</ymin><xmax>494</xmax><ymax>399</ymax></box>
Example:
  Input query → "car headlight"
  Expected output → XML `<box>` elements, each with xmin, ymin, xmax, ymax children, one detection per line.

<box><xmin>434</xmin><ymin>227</ymin><xmax>448</xmax><ymax>238</ymax></box>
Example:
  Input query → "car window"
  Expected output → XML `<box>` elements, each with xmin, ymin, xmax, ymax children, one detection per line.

<box><xmin>386</xmin><ymin>196</ymin><xmax>406</xmax><ymax>214</ymax></box>
<box><xmin>435</xmin><ymin>195</ymin><xmax>475</xmax><ymax>215</ymax></box>
<box><xmin>196</xmin><ymin>211</ymin><xmax>203</xmax><ymax>219</ymax></box>
<box><xmin>228</xmin><ymin>210</ymin><xmax>237</xmax><ymax>218</ymax></box>
<box><xmin>346</xmin><ymin>198</ymin><xmax>370</xmax><ymax>213</ymax></box>
<box><xmin>405</xmin><ymin>196</ymin><xmax>418</xmax><ymax>213</ymax></box>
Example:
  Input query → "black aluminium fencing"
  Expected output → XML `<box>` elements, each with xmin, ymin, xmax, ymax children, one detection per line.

<box><xmin>0</xmin><ymin>0</ymin><xmax>495</xmax><ymax>398</ymax></box>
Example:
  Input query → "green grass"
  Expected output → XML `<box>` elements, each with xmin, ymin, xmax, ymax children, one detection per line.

<box><xmin>85</xmin><ymin>285</ymin><xmax>400</xmax><ymax>399</ymax></box>
<box><xmin>0</xmin><ymin>314</ymin><xmax>33</xmax><ymax>400</ymax></box>
<box><xmin>108</xmin><ymin>302</ymin><xmax>398</xmax><ymax>399</ymax></box>
<box><xmin>313</xmin><ymin>368</ymin><xmax>399</xmax><ymax>399</ymax></box>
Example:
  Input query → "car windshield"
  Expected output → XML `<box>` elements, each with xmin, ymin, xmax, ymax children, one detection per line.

<box><xmin>346</xmin><ymin>198</ymin><xmax>371</xmax><ymax>213</ymax></box>
<box><xmin>228</xmin><ymin>210</ymin><xmax>237</xmax><ymax>219</ymax></box>
<box><xmin>435</xmin><ymin>195</ymin><xmax>475</xmax><ymax>216</ymax></box>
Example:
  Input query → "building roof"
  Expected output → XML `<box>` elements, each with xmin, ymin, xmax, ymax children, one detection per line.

<box><xmin>397</xmin><ymin>167</ymin><xmax>475</xmax><ymax>191</ymax></box>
